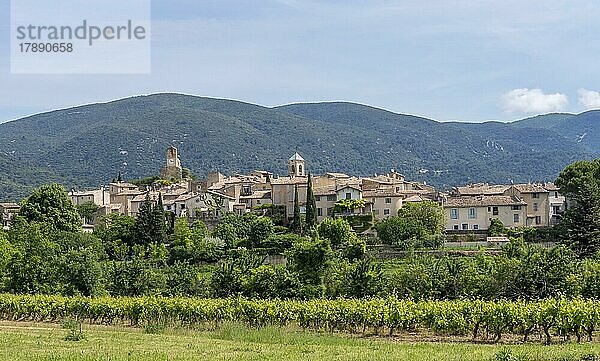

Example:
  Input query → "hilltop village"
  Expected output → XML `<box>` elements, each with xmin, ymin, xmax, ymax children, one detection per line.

<box><xmin>1</xmin><ymin>146</ymin><xmax>566</xmax><ymax>233</ymax></box>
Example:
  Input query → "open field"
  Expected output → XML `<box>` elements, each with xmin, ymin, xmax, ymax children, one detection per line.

<box><xmin>1</xmin><ymin>321</ymin><xmax>600</xmax><ymax>361</ymax></box>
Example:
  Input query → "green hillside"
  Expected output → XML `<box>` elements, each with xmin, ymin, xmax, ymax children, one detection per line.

<box><xmin>511</xmin><ymin>113</ymin><xmax>576</xmax><ymax>129</ymax></box>
<box><xmin>512</xmin><ymin>111</ymin><xmax>600</xmax><ymax>151</ymax></box>
<box><xmin>0</xmin><ymin>94</ymin><xmax>596</xmax><ymax>201</ymax></box>
<box><xmin>0</xmin><ymin>153</ymin><xmax>64</xmax><ymax>201</ymax></box>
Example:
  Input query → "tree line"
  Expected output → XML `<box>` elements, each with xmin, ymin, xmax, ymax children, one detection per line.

<box><xmin>0</xmin><ymin>159</ymin><xmax>598</xmax><ymax>300</ymax></box>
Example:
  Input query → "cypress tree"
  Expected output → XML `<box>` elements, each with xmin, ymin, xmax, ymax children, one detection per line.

<box><xmin>134</xmin><ymin>193</ymin><xmax>168</xmax><ymax>246</ymax></box>
<box><xmin>134</xmin><ymin>193</ymin><xmax>155</xmax><ymax>246</ymax></box>
<box><xmin>290</xmin><ymin>185</ymin><xmax>303</xmax><ymax>234</ymax></box>
<box><xmin>556</xmin><ymin>159</ymin><xmax>600</xmax><ymax>257</ymax></box>
<box><xmin>305</xmin><ymin>173</ymin><xmax>317</xmax><ymax>230</ymax></box>
<box><xmin>153</xmin><ymin>193</ymin><xmax>167</xmax><ymax>243</ymax></box>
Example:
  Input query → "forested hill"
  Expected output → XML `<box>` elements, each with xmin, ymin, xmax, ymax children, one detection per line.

<box><xmin>0</xmin><ymin>93</ymin><xmax>597</xmax><ymax>201</ymax></box>
<box><xmin>511</xmin><ymin>111</ymin><xmax>600</xmax><ymax>152</ymax></box>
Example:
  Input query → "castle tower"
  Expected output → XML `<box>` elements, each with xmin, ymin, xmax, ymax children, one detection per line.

<box><xmin>288</xmin><ymin>152</ymin><xmax>306</xmax><ymax>177</ymax></box>
<box><xmin>161</xmin><ymin>146</ymin><xmax>183</xmax><ymax>179</ymax></box>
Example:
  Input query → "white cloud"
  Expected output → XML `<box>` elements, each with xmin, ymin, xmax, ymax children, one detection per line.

<box><xmin>502</xmin><ymin>88</ymin><xmax>568</xmax><ymax>114</ymax></box>
<box><xmin>578</xmin><ymin>89</ymin><xmax>600</xmax><ymax>110</ymax></box>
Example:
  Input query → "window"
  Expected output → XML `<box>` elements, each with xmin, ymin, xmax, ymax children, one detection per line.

<box><xmin>395</xmin><ymin>187</ymin><xmax>400</xmax><ymax>192</ymax></box>
<box><xmin>242</xmin><ymin>185</ymin><xmax>251</xmax><ymax>194</ymax></box>
<box><xmin>373</xmin><ymin>209</ymin><xmax>380</xmax><ymax>215</ymax></box>
<box><xmin>492</xmin><ymin>206</ymin><xmax>499</xmax><ymax>216</ymax></box>
<box><xmin>533</xmin><ymin>203</ymin><xmax>539</xmax><ymax>212</ymax></box>
<box><xmin>385</xmin><ymin>197</ymin><xmax>392</xmax><ymax>204</ymax></box>
<box><xmin>256</xmin><ymin>200</ymin><xmax>261</xmax><ymax>205</ymax></box>
<box><xmin>317</xmin><ymin>208</ymin><xmax>323</xmax><ymax>216</ymax></box>
<box><xmin>462</xmin><ymin>223</ymin><xmax>468</xmax><ymax>230</ymax></box>
<box><xmin>511</xmin><ymin>205</ymin><xmax>521</xmax><ymax>210</ymax></box>
<box><xmin>553</xmin><ymin>206</ymin><xmax>561</xmax><ymax>214</ymax></box>
<box><xmin>453</xmin><ymin>225</ymin><xmax>459</xmax><ymax>230</ymax></box>
<box><xmin>345</xmin><ymin>192</ymin><xmax>352</xmax><ymax>200</ymax></box>
<box><xmin>315</xmin><ymin>196</ymin><xmax>321</xmax><ymax>202</ymax></box>
<box><xmin>513</xmin><ymin>214</ymin><xmax>520</xmax><ymax>223</ymax></box>
<box><xmin>473</xmin><ymin>225</ymin><xmax>479</xmax><ymax>230</ymax></box>
<box><xmin>450</xmin><ymin>208</ymin><xmax>459</xmax><ymax>219</ymax></box>
<box><xmin>384</xmin><ymin>209</ymin><xmax>390</xmax><ymax>215</ymax></box>
<box><xmin>298</xmin><ymin>165</ymin><xmax>303</xmax><ymax>174</ymax></box>
<box><xmin>327</xmin><ymin>207</ymin><xmax>333</xmax><ymax>216</ymax></box>
<box><xmin>166</xmin><ymin>205</ymin><xmax>171</xmax><ymax>210</ymax></box>
<box><xmin>554</xmin><ymin>191</ymin><xmax>559</xmax><ymax>198</ymax></box>
<box><xmin>180</xmin><ymin>204</ymin><xmax>186</xmax><ymax>209</ymax></box>
<box><xmin>532</xmin><ymin>193</ymin><xmax>539</xmax><ymax>198</ymax></box>
<box><xmin>468</xmin><ymin>208</ymin><xmax>476</xmax><ymax>219</ymax></box>
<box><xmin>535</xmin><ymin>216</ymin><xmax>541</xmax><ymax>225</ymax></box>
<box><xmin>327</xmin><ymin>195</ymin><xmax>336</xmax><ymax>202</ymax></box>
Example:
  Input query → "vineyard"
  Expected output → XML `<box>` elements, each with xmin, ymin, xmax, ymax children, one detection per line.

<box><xmin>0</xmin><ymin>294</ymin><xmax>599</xmax><ymax>344</ymax></box>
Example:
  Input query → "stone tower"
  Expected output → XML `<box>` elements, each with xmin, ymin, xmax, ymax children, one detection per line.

<box><xmin>288</xmin><ymin>152</ymin><xmax>306</xmax><ymax>177</ymax></box>
<box><xmin>160</xmin><ymin>146</ymin><xmax>183</xmax><ymax>179</ymax></box>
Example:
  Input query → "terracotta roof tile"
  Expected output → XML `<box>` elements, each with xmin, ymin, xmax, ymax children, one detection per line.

<box><xmin>444</xmin><ymin>195</ymin><xmax>526</xmax><ymax>207</ymax></box>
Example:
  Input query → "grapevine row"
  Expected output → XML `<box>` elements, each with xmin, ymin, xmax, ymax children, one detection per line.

<box><xmin>0</xmin><ymin>294</ymin><xmax>598</xmax><ymax>344</ymax></box>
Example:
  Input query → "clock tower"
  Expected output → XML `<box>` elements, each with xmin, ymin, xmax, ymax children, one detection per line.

<box><xmin>160</xmin><ymin>146</ymin><xmax>183</xmax><ymax>179</ymax></box>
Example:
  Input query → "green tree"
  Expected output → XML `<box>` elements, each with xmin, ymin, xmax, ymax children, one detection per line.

<box><xmin>0</xmin><ymin>231</ymin><xmax>14</xmax><ymax>289</ymax></box>
<box><xmin>76</xmin><ymin>201</ymin><xmax>100</xmax><ymax>224</ymax></box>
<box><xmin>211</xmin><ymin>213</ymin><xmax>266</xmax><ymax>248</ymax></box>
<box><xmin>94</xmin><ymin>213</ymin><xmax>135</xmax><ymax>259</ymax></box>
<box><xmin>244</xmin><ymin>265</ymin><xmax>301</xmax><ymax>299</ymax></box>
<box><xmin>397</xmin><ymin>201</ymin><xmax>445</xmax><ymax>235</ymax></box>
<box><xmin>169</xmin><ymin>218</ymin><xmax>218</xmax><ymax>263</ymax></box>
<box><xmin>260</xmin><ymin>233</ymin><xmax>305</xmax><ymax>252</ymax></box>
<box><xmin>191</xmin><ymin>220</ymin><xmax>208</xmax><ymax>240</ymax></box>
<box><xmin>342</xmin><ymin>234</ymin><xmax>366</xmax><ymax>261</ymax></box>
<box><xmin>6</xmin><ymin>221</ymin><xmax>60</xmax><ymax>294</ymax></box>
<box><xmin>170</xmin><ymin>217</ymin><xmax>193</xmax><ymax>262</ymax></box>
<box><xmin>210</xmin><ymin>253</ymin><xmax>264</xmax><ymax>297</ymax></box>
<box><xmin>498</xmin><ymin>242</ymin><xmax>578</xmax><ymax>300</ymax></box>
<box><xmin>344</xmin><ymin>258</ymin><xmax>383</xmax><ymax>298</ymax></box>
<box><xmin>375</xmin><ymin>216</ymin><xmax>428</xmax><ymax>249</ymax></box>
<box><xmin>286</xmin><ymin>238</ymin><xmax>333</xmax><ymax>298</ymax></box>
<box><xmin>133</xmin><ymin>194</ymin><xmax>154</xmax><ymax>245</ymax></box>
<box><xmin>163</xmin><ymin>261</ymin><xmax>210</xmax><ymax>297</ymax></box>
<box><xmin>19</xmin><ymin>184</ymin><xmax>81</xmax><ymax>232</ymax></box>
<box><xmin>317</xmin><ymin>218</ymin><xmax>353</xmax><ymax>248</ymax></box>
<box><xmin>290</xmin><ymin>185</ymin><xmax>303</xmax><ymax>234</ymax></box>
<box><xmin>153</xmin><ymin>193</ymin><xmax>167</xmax><ymax>243</ymax></box>
<box><xmin>133</xmin><ymin>194</ymin><xmax>166</xmax><ymax>246</ymax></box>
<box><xmin>212</xmin><ymin>222</ymin><xmax>237</xmax><ymax>248</ymax></box>
<box><xmin>488</xmin><ymin>218</ymin><xmax>506</xmax><ymax>237</ymax></box>
<box><xmin>556</xmin><ymin>159</ymin><xmax>600</xmax><ymax>257</ymax></box>
<box><xmin>305</xmin><ymin>174</ymin><xmax>317</xmax><ymax>230</ymax></box>
<box><xmin>248</xmin><ymin>216</ymin><xmax>274</xmax><ymax>248</ymax></box>
<box><xmin>104</xmin><ymin>258</ymin><xmax>166</xmax><ymax>296</ymax></box>
<box><xmin>55</xmin><ymin>231</ymin><xmax>104</xmax><ymax>296</ymax></box>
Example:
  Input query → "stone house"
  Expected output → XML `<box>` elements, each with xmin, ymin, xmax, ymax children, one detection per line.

<box><xmin>444</xmin><ymin>195</ymin><xmax>527</xmax><ymax>231</ymax></box>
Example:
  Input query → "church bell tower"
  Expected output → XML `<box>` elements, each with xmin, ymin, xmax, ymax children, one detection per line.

<box><xmin>288</xmin><ymin>152</ymin><xmax>305</xmax><ymax>177</ymax></box>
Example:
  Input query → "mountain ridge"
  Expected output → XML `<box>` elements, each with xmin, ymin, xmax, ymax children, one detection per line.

<box><xmin>0</xmin><ymin>93</ymin><xmax>597</xmax><ymax>201</ymax></box>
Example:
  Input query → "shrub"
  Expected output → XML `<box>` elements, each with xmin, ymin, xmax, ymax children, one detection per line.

<box><xmin>375</xmin><ymin>217</ymin><xmax>427</xmax><ymax>249</ymax></box>
<box><xmin>317</xmin><ymin>218</ymin><xmax>353</xmax><ymax>248</ymax></box>
<box><xmin>62</xmin><ymin>318</ymin><xmax>85</xmax><ymax>341</ymax></box>
<box><xmin>342</xmin><ymin>235</ymin><xmax>367</xmax><ymax>261</ymax></box>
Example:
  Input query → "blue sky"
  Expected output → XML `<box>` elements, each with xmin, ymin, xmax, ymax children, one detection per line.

<box><xmin>1</xmin><ymin>0</ymin><xmax>600</xmax><ymax>123</ymax></box>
